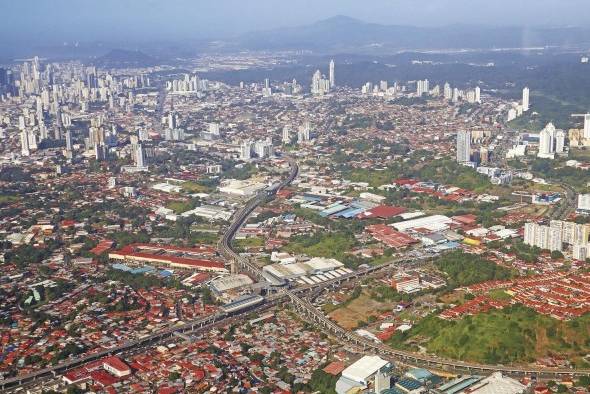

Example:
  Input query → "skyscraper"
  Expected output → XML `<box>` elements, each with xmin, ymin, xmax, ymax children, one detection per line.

<box><xmin>456</xmin><ymin>130</ymin><xmax>471</xmax><ymax>162</ymax></box>
<box><xmin>584</xmin><ymin>114</ymin><xmax>590</xmax><ymax>139</ymax></box>
<box><xmin>522</xmin><ymin>87</ymin><xmax>530</xmax><ymax>112</ymax></box>
<box><xmin>329</xmin><ymin>59</ymin><xmax>335</xmax><ymax>88</ymax></box>
<box><xmin>417</xmin><ymin>79</ymin><xmax>429</xmax><ymax>97</ymax></box>
<box><xmin>475</xmin><ymin>86</ymin><xmax>481</xmax><ymax>103</ymax></box>
<box><xmin>538</xmin><ymin>122</ymin><xmax>556</xmax><ymax>158</ymax></box>
<box><xmin>555</xmin><ymin>130</ymin><xmax>565</xmax><ymax>153</ymax></box>
<box><xmin>65</xmin><ymin>129</ymin><xmax>72</xmax><ymax>151</ymax></box>
<box><xmin>282</xmin><ymin>126</ymin><xmax>291</xmax><ymax>144</ymax></box>
<box><xmin>311</xmin><ymin>70</ymin><xmax>330</xmax><ymax>95</ymax></box>
<box><xmin>167</xmin><ymin>112</ymin><xmax>178</xmax><ymax>129</ymax></box>
<box><xmin>20</xmin><ymin>130</ymin><xmax>30</xmax><ymax>156</ymax></box>
<box><xmin>135</xmin><ymin>143</ymin><xmax>145</xmax><ymax>168</ymax></box>
<box><xmin>443</xmin><ymin>83</ymin><xmax>452</xmax><ymax>100</ymax></box>
<box><xmin>240</xmin><ymin>140</ymin><xmax>252</xmax><ymax>160</ymax></box>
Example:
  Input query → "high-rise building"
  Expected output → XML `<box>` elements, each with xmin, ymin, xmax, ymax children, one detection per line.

<box><xmin>208</xmin><ymin>123</ymin><xmax>221</xmax><ymax>135</ymax></box>
<box><xmin>443</xmin><ymin>83</ymin><xmax>452</xmax><ymax>100</ymax></box>
<box><xmin>167</xmin><ymin>112</ymin><xmax>178</xmax><ymax>129</ymax></box>
<box><xmin>549</xmin><ymin>227</ymin><xmax>563</xmax><ymax>252</ymax></box>
<box><xmin>65</xmin><ymin>129</ymin><xmax>72</xmax><ymax>151</ymax></box>
<box><xmin>578</xmin><ymin>194</ymin><xmax>590</xmax><ymax>213</ymax></box>
<box><xmin>573</xmin><ymin>244</ymin><xmax>589</xmax><ymax>261</ymax></box>
<box><xmin>240</xmin><ymin>140</ymin><xmax>253</xmax><ymax>160</ymax></box>
<box><xmin>329</xmin><ymin>59</ymin><xmax>335</xmax><ymax>88</ymax></box>
<box><xmin>311</xmin><ymin>70</ymin><xmax>330</xmax><ymax>95</ymax></box>
<box><xmin>282</xmin><ymin>126</ymin><xmax>291</xmax><ymax>144</ymax></box>
<box><xmin>20</xmin><ymin>130</ymin><xmax>30</xmax><ymax>156</ymax></box>
<box><xmin>417</xmin><ymin>79</ymin><xmax>429</xmax><ymax>97</ymax></box>
<box><xmin>475</xmin><ymin>86</ymin><xmax>481</xmax><ymax>103</ymax></box>
<box><xmin>452</xmin><ymin>88</ymin><xmax>460</xmax><ymax>103</ymax></box>
<box><xmin>254</xmin><ymin>138</ymin><xmax>274</xmax><ymax>158</ymax></box>
<box><xmin>135</xmin><ymin>143</ymin><xmax>146</xmax><ymax>168</ymax></box>
<box><xmin>555</xmin><ymin>130</ymin><xmax>565</xmax><ymax>153</ymax></box>
<box><xmin>522</xmin><ymin>87</ymin><xmax>530</xmax><ymax>112</ymax></box>
<box><xmin>525</xmin><ymin>222</ymin><xmax>557</xmax><ymax>250</ymax></box>
<box><xmin>94</xmin><ymin>143</ymin><xmax>107</xmax><ymax>161</ymax></box>
<box><xmin>583</xmin><ymin>114</ymin><xmax>590</xmax><ymax>140</ymax></box>
<box><xmin>456</xmin><ymin>130</ymin><xmax>471</xmax><ymax>162</ymax></box>
<box><xmin>537</xmin><ymin>122</ymin><xmax>565</xmax><ymax>159</ymax></box>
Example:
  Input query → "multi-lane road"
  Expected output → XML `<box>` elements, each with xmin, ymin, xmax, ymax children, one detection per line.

<box><xmin>220</xmin><ymin>158</ymin><xmax>590</xmax><ymax>380</ymax></box>
<box><xmin>2</xmin><ymin>157</ymin><xmax>589</xmax><ymax>392</ymax></box>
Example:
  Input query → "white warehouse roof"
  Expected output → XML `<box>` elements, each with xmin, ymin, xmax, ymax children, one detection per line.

<box><xmin>341</xmin><ymin>355</ymin><xmax>390</xmax><ymax>385</ymax></box>
<box><xmin>392</xmin><ymin>214</ymin><xmax>453</xmax><ymax>233</ymax></box>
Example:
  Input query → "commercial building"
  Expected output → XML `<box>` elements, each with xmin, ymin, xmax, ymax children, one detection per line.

<box><xmin>392</xmin><ymin>215</ymin><xmax>454</xmax><ymax>233</ymax></box>
<box><xmin>336</xmin><ymin>355</ymin><xmax>392</xmax><ymax>394</ymax></box>
<box><xmin>219</xmin><ymin>179</ymin><xmax>266</xmax><ymax>196</ymax></box>
<box><xmin>109</xmin><ymin>243</ymin><xmax>227</xmax><ymax>273</ymax></box>
<box><xmin>262</xmin><ymin>257</ymin><xmax>345</xmax><ymax>282</ymax></box>
<box><xmin>209</xmin><ymin>274</ymin><xmax>254</xmax><ymax>294</ymax></box>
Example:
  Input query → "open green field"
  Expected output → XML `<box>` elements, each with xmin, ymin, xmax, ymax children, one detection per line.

<box><xmin>283</xmin><ymin>232</ymin><xmax>357</xmax><ymax>261</ymax></box>
<box><xmin>388</xmin><ymin>305</ymin><xmax>590</xmax><ymax>367</ymax></box>
<box><xmin>434</xmin><ymin>250</ymin><xmax>515</xmax><ymax>289</ymax></box>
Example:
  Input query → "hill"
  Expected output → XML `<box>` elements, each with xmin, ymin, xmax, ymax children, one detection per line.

<box><xmin>238</xmin><ymin>16</ymin><xmax>590</xmax><ymax>52</ymax></box>
<box><xmin>91</xmin><ymin>49</ymin><xmax>158</xmax><ymax>68</ymax></box>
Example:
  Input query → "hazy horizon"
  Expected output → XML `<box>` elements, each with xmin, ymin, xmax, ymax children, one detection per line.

<box><xmin>2</xmin><ymin>0</ymin><xmax>590</xmax><ymax>48</ymax></box>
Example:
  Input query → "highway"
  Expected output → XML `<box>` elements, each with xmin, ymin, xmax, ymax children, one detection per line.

<box><xmin>551</xmin><ymin>183</ymin><xmax>577</xmax><ymax>221</ymax></box>
<box><xmin>219</xmin><ymin>158</ymin><xmax>590</xmax><ymax>379</ymax></box>
<box><xmin>2</xmin><ymin>157</ymin><xmax>589</xmax><ymax>391</ymax></box>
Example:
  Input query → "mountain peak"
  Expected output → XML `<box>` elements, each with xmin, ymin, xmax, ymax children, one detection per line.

<box><xmin>314</xmin><ymin>15</ymin><xmax>365</xmax><ymax>26</ymax></box>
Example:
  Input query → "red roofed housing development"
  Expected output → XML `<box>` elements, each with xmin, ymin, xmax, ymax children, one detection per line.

<box><xmin>108</xmin><ymin>244</ymin><xmax>227</xmax><ymax>273</ymax></box>
<box><xmin>366</xmin><ymin>224</ymin><xmax>419</xmax><ymax>249</ymax></box>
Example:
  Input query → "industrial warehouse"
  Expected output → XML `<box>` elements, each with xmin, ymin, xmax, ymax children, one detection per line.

<box><xmin>108</xmin><ymin>243</ymin><xmax>227</xmax><ymax>272</ymax></box>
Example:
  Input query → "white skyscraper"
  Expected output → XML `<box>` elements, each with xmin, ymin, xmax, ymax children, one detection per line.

<box><xmin>417</xmin><ymin>79</ymin><xmax>430</xmax><ymax>97</ymax></box>
<box><xmin>65</xmin><ymin>129</ymin><xmax>72</xmax><ymax>151</ymax></box>
<box><xmin>443</xmin><ymin>83</ymin><xmax>452</xmax><ymax>100</ymax></box>
<box><xmin>241</xmin><ymin>140</ymin><xmax>253</xmax><ymax>160</ymax></box>
<box><xmin>555</xmin><ymin>130</ymin><xmax>565</xmax><ymax>153</ymax></box>
<box><xmin>282</xmin><ymin>126</ymin><xmax>291</xmax><ymax>144</ymax></box>
<box><xmin>475</xmin><ymin>86</ymin><xmax>481</xmax><ymax>103</ymax></box>
<box><xmin>584</xmin><ymin>114</ymin><xmax>590</xmax><ymax>139</ymax></box>
<box><xmin>311</xmin><ymin>70</ymin><xmax>330</xmax><ymax>95</ymax></box>
<box><xmin>20</xmin><ymin>130</ymin><xmax>30</xmax><ymax>156</ymax></box>
<box><xmin>524</xmin><ymin>223</ymin><xmax>537</xmax><ymax>246</ymax></box>
<box><xmin>456</xmin><ymin>130</ymin><xmax>471</xmax><ymax>162</ymax></box>
<box><xmin>522</xmin><ymin>87</ymin><xmax>530</xmax><ymax>112</ymax></box>
<box><xmin>538</xmin><ymin>122</ymin><xmax>556</xmax><ymax>158</ymax></box>
<box><xmin>329</xmin><ymin>59</ymin><xmax>335</xmax><ymax>88</ymax></box>
<box><xmin>135</xmin><ymin>143</ymin><xmax>145</xmax><ymax>168</ymax></box>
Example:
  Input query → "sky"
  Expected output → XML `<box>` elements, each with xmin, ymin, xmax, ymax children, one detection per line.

<box><xmin>2</xmin><ymin>0</ymin><xmax>590</xmax><ymax>46</ymax></box>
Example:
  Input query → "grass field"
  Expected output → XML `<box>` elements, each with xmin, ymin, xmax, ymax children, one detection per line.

<box><xmin>283</xmin><ymin>232</ymin><xmax>356</xmax><ymax>261</ymax></box>
<box><xmin>181</xmin><ymin>181</ymin><xmax>213</xmax><ymax>194</ymax></box>
<box><xmin>388</xmin><ymin>305</ymin><xmax>590</xmax><ymax>367</ymax></box>
<box><xmin>328</xmin><ymin>292</ymin><xmax>393</xmax><ymax>330</ymax></box>
<box><xmin>0</xmin><ymin>195</ymin><xmax>18</xmax><ymax>204</ymax></box>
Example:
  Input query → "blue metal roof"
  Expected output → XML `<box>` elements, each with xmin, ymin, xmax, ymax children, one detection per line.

<box><xmin>438</xmin><ymin>376</ymin><xmax>482</xmax><ymax>394</ymax></box>
<box><xmin>396</xmin><ymin>378</ymin><xmax>423</xmax><ymax>392</ymax></box>
<box><xmin>338</xmin><ymin>207</ymin><xmax>366</xmax><ymax>218</ymax></box>
<box><xmin>320</xmin><ymin>204</ymin><xmax>348</xmax><ymax>217</ymax></box>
